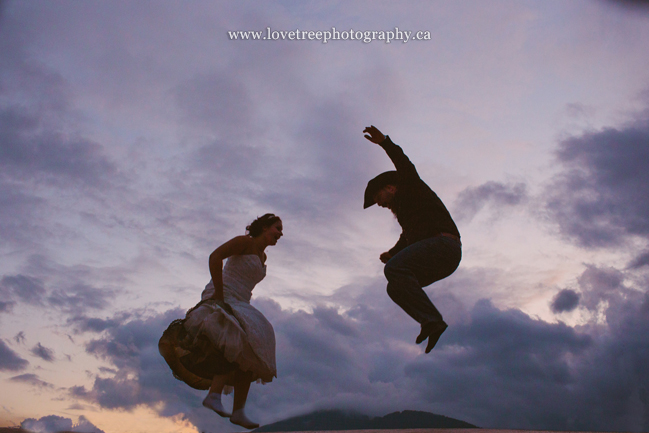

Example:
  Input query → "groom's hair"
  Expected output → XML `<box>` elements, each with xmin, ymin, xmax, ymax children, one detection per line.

<box><xmin>247</xmin><ymin>213</ymin><xmax>281</xmax><ymax>237</ymax></box>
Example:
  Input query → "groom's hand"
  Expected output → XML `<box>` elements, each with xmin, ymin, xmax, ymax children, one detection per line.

<box><xmin>380</xmin><ymin>251</ymin><xmax>392</xmax><ymax>263</ymax></box>
<box><xmin>363</xmin><ymin>125</ymin><xmax>386</xmax><ymax>144</ymax></box>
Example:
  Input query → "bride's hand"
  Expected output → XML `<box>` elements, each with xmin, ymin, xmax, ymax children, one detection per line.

<box><xmin>214</xmin><ymin>298</ymin><xmax>234</xmax><ymax>315</ymax></box>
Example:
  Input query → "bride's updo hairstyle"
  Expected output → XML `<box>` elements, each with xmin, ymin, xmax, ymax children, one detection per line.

<box><xmin>246</xmin><ymin>213</ymin><xmax>281</xmax><ymax>238</ymax></box>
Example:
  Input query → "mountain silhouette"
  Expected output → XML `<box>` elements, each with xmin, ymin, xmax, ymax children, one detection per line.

<box><xmin>253</xmin><ymin>409</ymin><xmax>479</xmax><ymax>432</ymax></box>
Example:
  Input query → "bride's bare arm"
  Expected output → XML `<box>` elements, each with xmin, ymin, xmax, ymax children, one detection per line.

<box><xmin>208</xmin><ymin>235</ymin><xmax>252</xmax><ymax>301</ymax></box>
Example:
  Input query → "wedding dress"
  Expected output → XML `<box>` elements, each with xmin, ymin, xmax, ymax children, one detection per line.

<box><xmin>159</xmin><ymin>254</ymin><xmax>277</xmax><ymax>389</ymax></box>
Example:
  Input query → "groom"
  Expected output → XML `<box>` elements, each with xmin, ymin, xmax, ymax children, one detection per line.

<box><xmin>363</xmin><ymin>125</ymin><xmax>462</xmax><ymax>353</ymax></box>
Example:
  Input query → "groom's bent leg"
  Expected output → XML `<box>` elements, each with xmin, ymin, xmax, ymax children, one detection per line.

<box><xmin>383</xmin><ymin>236</ymin><xmax>461</xmax><ymax>325</ymax></box>
<box><xmin>384</xmin><ymin>247</ymin><xmax>442</xmax><ymax>325</ymax></box>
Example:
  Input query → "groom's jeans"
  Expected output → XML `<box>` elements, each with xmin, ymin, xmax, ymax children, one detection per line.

<box><xmin>384</xmin><ymin>235</ymin><xmax>462</xmax><ymax>325</ymax></box>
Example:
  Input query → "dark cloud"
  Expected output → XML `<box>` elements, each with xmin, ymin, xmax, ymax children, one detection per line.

<box><xmin>0</xmin><ymin>107</ymin><xmax>117</xmax><ymax>187</ymax></box>
<box><xmin>577</xmin><ymin>265</ymin><xmax>628</xmax><ymax>311</ymax></box>
<box><xmin>68</xmin><ymin>288</ymin><xmax>415</xmax><ymax>431</ymax></box>
<box><xmin>47</xmin><ymin>283</ymin><xmax>115</xmax><ymax>314</ymax></box>
<box><xmin>604</xmin><ymin>0</ymin><xmax>649</xmax><ymax>10</ymax></box>
<box><xmin>30</xmin><ymin>342</ymin><xmax>55</xmax><ymax>362</ymax></box>
<box><xmin>79</xmin><ymin>377</ymin><xmax>146</xmax><ymax>410</ymax></box>
<box><xmin>98</xmin><ymin>366</ymin><xmax>118</xmax><ymax>375</ymax></box>
<box><xmin>312</xmin><ymin>305</ymin><xmax>359</xmax><ymax>338</ymax></box>
<box><xmin>241</xmin><ymin>290</ymin><xmax>425</xmax><ymax>426</ymax></box>
<box><xmin>10</xmin><ymin>373</ymin><xmax>54</xmax><ymax>388</ymax></box>
<box><xmin>572</xmin><ymin>292</ymin><xmax>649</xmax><ymax>432</ymax></box>
<box><xmin>405</xmin><ymin>299</ymin><xmax>593</xmax><ymax>430</ymax></box>
<box><xmin>61</xmin><ymin>260</ymin><xmax>649</xmax><ymax>432</ymax></box>
<box><xmin>70</xmin><ymin>308</ymin><xmax>199</xmax><ymax>416</ymax></box>
<box><xmin>454</xmin><ymin>181</ymin><xmax>527</xmax><ymax>222</ymax></box>
<box><xmin>271</xmin><ymin>305</ymin><xmax>371</xmax><ymax>394</ymax></box>
<box><xmin>0</xmin><ymin>339</ymin><xmax>28</xmax><ymax>371</ymax></box>
<box><xmin>546</xmin><ymin>117</ymin><xmax>649</xmax><ymax>248</ymax></box>
<box><xmin>84</xmin><ymin>309</ymin><xmax>182</xmax><ymax>372</ymax></box>
<box><xmin>14</xmin><ymin>331</ymin><xmax>25</xmax><ymax>344</ymax></box>
<box><xmin>629</xmin><ymin>251</ymin><xmax>649</xmax><ymax>269</ymax></box>
<box><xmin>550</xmin><ymin>289</ymin><xmax>580</xmax><ymax>313</ymax></box>
<box><xmin>401</xmin><ymin>263</ymin><xmax>649</xmax><ymax>431</ymax></box>
<box><xmin>67</xmin><ymin>314</ymin><xmax>129</xmax><ymax>334</ymax></box>
<box><xmin>0</xmin><ymin>269</ymin><xmax>117</xmax><ymax>317</ymax></box>
<box><xmin>0</xmin><ymin>274</ymin><xmax>46</xmax><ymax>306</ymax></box>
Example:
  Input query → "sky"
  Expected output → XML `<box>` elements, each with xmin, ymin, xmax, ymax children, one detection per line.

<box><xmin>1</xmin><ymin>1</ymin><xmax>649</xmax><ymax>432</ymax></box>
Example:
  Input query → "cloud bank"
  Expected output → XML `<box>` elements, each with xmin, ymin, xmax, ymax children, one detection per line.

<box><xmin>56</xmin><ymin>259</ymin><xmax>649</xmax><ymax>432</ymax></box>
<box><xmin>546</xmin><ymin>117</ymin><xmax>649</xmax><ymax>248</ymax></box>
<box><xmin>21</xmin><ymin>415</ymin><xmax>104</xmax><ymax>433</ymax></box>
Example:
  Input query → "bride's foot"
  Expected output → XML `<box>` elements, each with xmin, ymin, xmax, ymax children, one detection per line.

<box><xmin>202</xmin><ymin>393</ymin><xmax>231</xmax><ymax>417</ymax></box>
<box><xmin>230</xmin><ymin>409</ymin><xmax>259</xmax><ymax>429</ymax></box>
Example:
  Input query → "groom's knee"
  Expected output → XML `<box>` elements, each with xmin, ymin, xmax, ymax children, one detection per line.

<box><xmin>383</xmin><ymin>261</ymin><xmax>396</xmax><ymax>282</ymax></box>
<box><xmin>386</xmin><ymin>282</ymin><xmax>400</xmax><ymax>302</ymax></box>
<box><xmin>383</xmin><ymin>259</ymin><xmax>407</xmax><ymax>282</ymax></box>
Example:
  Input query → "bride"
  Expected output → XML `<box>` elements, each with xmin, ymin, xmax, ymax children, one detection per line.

<box><xmin>159</xmin><ymin>214</ymin><xmax>283</xmax><ymax>429</ymax></box>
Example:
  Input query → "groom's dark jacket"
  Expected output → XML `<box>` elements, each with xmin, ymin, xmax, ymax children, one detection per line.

<box><xmin>380</xmin><ymin>136</ymin><xmax>460</xmax><ymax>257</ymax></box>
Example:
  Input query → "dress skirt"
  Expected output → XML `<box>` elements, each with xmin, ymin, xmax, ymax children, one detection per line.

<box><xmin>159</xmin><ymin>255</ymin><xmax>277</xmax><ymax>390</ymax></box>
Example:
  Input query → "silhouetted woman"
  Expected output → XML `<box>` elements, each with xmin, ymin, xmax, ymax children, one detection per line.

<box><xmin>159</xmin><ymin>214</ymin><xmax>283</xmax><ymax>429</ymax></box>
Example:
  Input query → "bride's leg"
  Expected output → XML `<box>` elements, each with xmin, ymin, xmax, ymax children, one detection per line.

<box><xmin>232</xmin><ymin>370</ymin><xmax>252</xmax><ymax>412</ymax></box>
<box><xmin>230</xmin><ymin>370</ymin><xmax>258</xmax><ymax>429</ymax></box>
<box><xmin>203</xmin><ymin>373</ymin><xmax>232</xmax><ymax>417</ymax></box>
<box><xmin>209</xmin><ymin>373</ymin><xmax>229</xmax><ymax>394</ymax></box>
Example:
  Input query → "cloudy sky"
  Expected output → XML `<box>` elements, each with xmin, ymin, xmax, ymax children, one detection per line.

<box><xmin>1</xmin><ymin>1</ymin><xmax>649</xmax><ymax>432</ymax></box>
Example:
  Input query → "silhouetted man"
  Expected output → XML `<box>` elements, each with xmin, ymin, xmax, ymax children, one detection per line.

<box><xmin>363</xmin><ymin>125</ymin><xmax>462</xmax><ymax>353</ymax></box>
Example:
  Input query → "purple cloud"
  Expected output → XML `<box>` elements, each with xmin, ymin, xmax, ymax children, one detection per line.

<box><xmin>551</xmin><ymin>289</ymin><xmax>580</xmax><ymax>313</ymax></box>
<box><xmin>546</xmin><ymin>114</ymin><xmax>649</xmax><ymax>248</ymax></box>
<box><xmin>21</xmin><ymin>415</ymin><xmax>104</xmax><ymax>433</ymax></box>
<box><xmin>0</xmin><ymin>274</ymin><xmax>46</xmax><ymax>306</ymax></box>
<box><xmin>454</xmin><ymin>181</ymin><xmax>528</xmax><ymax>222</ymax></box>
<box><xmin>61</xmin><ymin>264</ymin><xmax>649</xmax><ymax>432</ymax></box>
<box><xmin>30</xmin><ymin>342</ymin><xmax>55</xmax><ymax>362</ymax></box>
<box><xmin>0</xmin><ymin>339</ymin><xmax>29</xmax><ymax>371</ymax></box>
<box><xmin>10</xmin><ymin>373</ymin><xmax>54</xmax><ymax>388</ymax></box>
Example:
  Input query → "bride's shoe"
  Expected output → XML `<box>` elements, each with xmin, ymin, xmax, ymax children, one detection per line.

<box><xmin>230</xmin><ymin>409</ymin><xmax>259</xmax><ymax>429</ymax></box>
<box><xmin>202</xmin><ymin>393</ymin><xmax>231</xmax><ymax>417</ymax></box>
